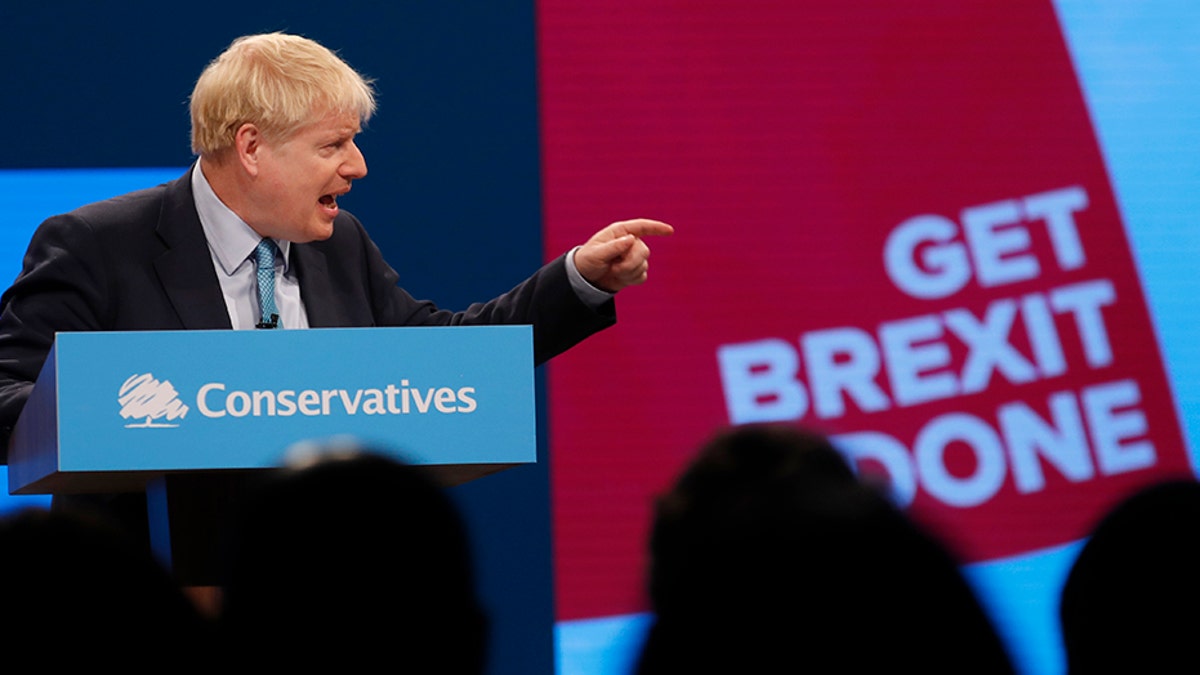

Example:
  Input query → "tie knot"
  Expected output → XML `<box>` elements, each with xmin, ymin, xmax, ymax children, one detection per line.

<box><xmin>255</xmin><ymin>238</ymin><xmax>277</xmax><ymax>270</ymax></box>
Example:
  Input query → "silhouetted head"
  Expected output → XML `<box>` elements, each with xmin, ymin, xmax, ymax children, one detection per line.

<box><xmin>639</xmin><ymin>424</ymin><xmax>1013</xmax><ymax>674</ymax></box>
<box><xmin>220</xmin><ymin>446</ymin><xmax>487</xmax><ymax>672</ymax></box>
<box><xmin>1060</xmin><ymin>478</ymin><xmax>1200</xmax><ymax>674</ymax></box>
<box><xmin>0</xmin><ymin>506</ymin><xmax>211</xmax><ymax>660</ymax></box>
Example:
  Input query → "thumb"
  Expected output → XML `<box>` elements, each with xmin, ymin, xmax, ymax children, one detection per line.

<box><xmin>594</xmin><ymin>234</ymin><xmax>637</xmax><ymax>262</ymax></box>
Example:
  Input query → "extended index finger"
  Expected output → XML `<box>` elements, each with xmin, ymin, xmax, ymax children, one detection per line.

<box><xmin>610</xmin><ymin>218</ymin><xmax>675</xmax><ymax>238</ymax></box>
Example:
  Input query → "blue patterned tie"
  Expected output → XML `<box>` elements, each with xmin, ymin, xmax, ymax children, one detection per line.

<box><xmin>255</xmin><ymin>239</ymin><xmax>280</xmax><ymax>329</ymax></box>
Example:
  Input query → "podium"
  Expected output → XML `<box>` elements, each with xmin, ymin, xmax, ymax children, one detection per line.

<box><xmin>8</xmin><ymin>326</ymin><xmax>536</xmax><ymax>584</ymax></box>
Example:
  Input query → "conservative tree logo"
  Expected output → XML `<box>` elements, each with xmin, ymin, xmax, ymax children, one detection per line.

<box><xmin>118</xmin><ymin>373</ymin><xmax>189</xmax><ymax>428</ymax></box>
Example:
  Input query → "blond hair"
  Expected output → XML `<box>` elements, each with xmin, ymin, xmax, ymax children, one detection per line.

<box><xmin>189</xmin><ymin>32</ymin><xmax>376</xmax><ymax>155</ymax></box>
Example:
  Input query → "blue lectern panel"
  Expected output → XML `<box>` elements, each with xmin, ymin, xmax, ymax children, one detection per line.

<box><xmin>12</xmin><ymin>326</ymin><xmax>534</xmax><ymax>491</ymax></box>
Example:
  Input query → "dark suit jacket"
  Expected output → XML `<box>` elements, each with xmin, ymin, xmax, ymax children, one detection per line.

<box><xmin>0</xmin><ymin>169</ymin><xmax>615</xmax><ymax>457</ymax></box>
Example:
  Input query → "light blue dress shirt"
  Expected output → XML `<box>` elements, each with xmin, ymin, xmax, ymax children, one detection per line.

<box><xmin>191</xmin><ymin>163</ymin><xmax>309</xmax><ymax>329</ymax></box>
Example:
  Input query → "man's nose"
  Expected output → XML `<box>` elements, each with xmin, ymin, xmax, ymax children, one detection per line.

<box><xmin>343</xmin><ymin>141</ymin><xmax>368</xmax><ymax>179</ymax></box>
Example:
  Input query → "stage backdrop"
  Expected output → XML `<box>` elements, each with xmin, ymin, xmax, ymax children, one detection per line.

<box><xmin>539</xmin><ymin>2</ymin><xmax>1200</xmax><ymax>674</ymax></box>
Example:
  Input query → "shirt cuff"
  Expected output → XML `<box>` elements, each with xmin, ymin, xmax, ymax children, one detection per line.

<box><xmin>565</xmin><ymin>245</ymin><xmax>615</xmax><ymax>309</ymax></box>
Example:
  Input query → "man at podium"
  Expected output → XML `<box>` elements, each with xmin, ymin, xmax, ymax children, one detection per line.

<box><xmin>0</xmin><ymin>32</ymin><xmax>673</xmax><ymax>457</ymax></box>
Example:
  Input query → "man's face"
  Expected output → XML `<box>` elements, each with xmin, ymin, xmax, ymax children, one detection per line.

<box><xmin>250</xmin><ymin>109</ymin><xmax>367</xmax><ymax>243</ymax></box>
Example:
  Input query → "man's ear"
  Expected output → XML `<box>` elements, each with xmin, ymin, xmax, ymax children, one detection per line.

<box><xmin>234</xmin><ymin>122</ymin><xmax>263</xmax><ymax>176</ymax></box>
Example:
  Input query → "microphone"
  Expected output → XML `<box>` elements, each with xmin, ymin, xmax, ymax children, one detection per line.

<box><xmin>256</xmin><ymin>313</ymin><xmax>279</xmax><ymax>329</ymax></box>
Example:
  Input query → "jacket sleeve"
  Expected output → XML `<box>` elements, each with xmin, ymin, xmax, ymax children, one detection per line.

<box><xmin>348</xmin><ymin>219</ymin><xmax>617</xmax><ymax>366</ymax></box>
<box><xmin>0</xmin><ymin>213</ymin><xmax>111</xmax><ymax>458</ymax></box>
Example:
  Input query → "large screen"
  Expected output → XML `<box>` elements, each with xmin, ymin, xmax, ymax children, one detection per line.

<box><xmin>538</xmin><ymin>2</ymin><xmax>1200</xmax><ymax>673</ymax></box>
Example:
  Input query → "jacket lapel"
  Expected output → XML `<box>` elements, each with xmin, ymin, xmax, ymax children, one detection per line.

<box><xmin>291</xmin><ymin>243</ymin><xmax>341</xmax><ymax>327</ymax></box>
<box><xmin>152</xmin><ymin>168</ymin><xmax>234</xmax><ymax>330</ymax></box>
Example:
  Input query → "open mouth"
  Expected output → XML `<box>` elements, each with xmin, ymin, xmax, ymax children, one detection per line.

<box><xmin>319</xmin><ymin>194</ymin><xmax>339</xmax><ymax>216</ymax></box>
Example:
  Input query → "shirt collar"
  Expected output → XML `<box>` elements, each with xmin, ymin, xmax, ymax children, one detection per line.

<box><xmin>191</xmin><ymin>160</ymin><xmax>293</xmax><ymax>275</ymax></box>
